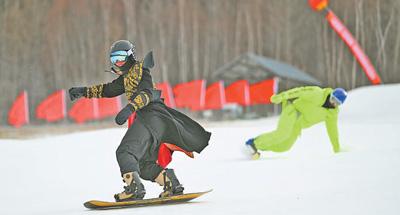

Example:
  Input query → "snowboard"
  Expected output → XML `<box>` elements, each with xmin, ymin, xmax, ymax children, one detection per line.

<box><xmin>84</xmin><ymin>189</ymin><xmax>212</xmax><ymax>210</ymax></box>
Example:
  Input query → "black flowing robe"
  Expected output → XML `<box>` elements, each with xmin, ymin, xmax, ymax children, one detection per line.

<box><xmin>85</xmin><ymin>61</ymin><xmax>211</xmax><ymax>160</ymax></box>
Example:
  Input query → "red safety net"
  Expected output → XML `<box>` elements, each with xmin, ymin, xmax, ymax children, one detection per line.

<box><xmin>36</xmin><ymin>90</ymin><xmax>66</xmax><ymax>122</ymax></box>
<box><xmin>155</xmin><ymin>82</ymin><xmax>176</xmax><ymax>108</ymax></box>
<box><xmin>98</xmin><ymin>96</ymin><xmax>122</xmax><ymax>119</ymax></box>
<box><xmin>8</xmin><ymin>91</ymin><xmax>29</xmax><ymax>127</ymax></box>
<box><xmin>250</xmin><ymin>78</ymin><xmax>278</xmax><ymax>105</ymax></box>
<box><xmin>173</xmin><ymin>79</ymin><xmax>206</xmax><ymax>111</ymax></box>
<box><xmin>225</xmin><ymin>80</ymin><xmax>250</xmax><ymax>106</ymax></box>
<box><xmin>205</xmin><ymin>81</ymin><xmax>226</xmax><ymax>110</ymax></box>
<box><xmin>68</xmin><ymin>98</ymin><xmax>99</xmax><ymax>124</ymax></box>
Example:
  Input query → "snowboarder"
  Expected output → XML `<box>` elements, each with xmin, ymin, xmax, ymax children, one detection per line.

<box><xmin>245</xmin><ymin>86</ymin><xmax>347</xmax><ymax>159</ymax></box>
<box><xmin>68</xmin><ymin>40</ymin><xmax>211</xmax><ymax>201</ymax></box>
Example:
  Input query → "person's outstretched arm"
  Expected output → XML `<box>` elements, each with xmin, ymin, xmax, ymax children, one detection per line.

<box><xmin>69</xmin><ymin>75</ymin><xmax>125</xmax><ymax>101</ymax></box>
<box><xmin>85</xmin><ymin>75</ymin><xmax>125</xmax><ymax>98</ymax></box>
<box><xmin>271</xmin><ymin>86</ymin><xmax>321</xmax><ymax>104</ymax></box>
<box><xmin>325</xmin><ymin>112</ymin><xmax>340</xmax><ymax>153</ymax></box>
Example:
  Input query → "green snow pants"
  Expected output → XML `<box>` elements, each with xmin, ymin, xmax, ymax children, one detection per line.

<box><xmin>254</xmin><ymin>104</ymin><xmax>302</xmax><ymax>152</ymax></box>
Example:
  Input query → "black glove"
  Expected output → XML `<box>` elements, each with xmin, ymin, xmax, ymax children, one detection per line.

<box><xmin>115</xmin><ymin>104</ymin><xmax>135</xmax><ymax>125</ymax></box>
<box><xmin>68</xmin><ymin>87</ymin><xmax>86</xmax><ymax>101</ymax></box>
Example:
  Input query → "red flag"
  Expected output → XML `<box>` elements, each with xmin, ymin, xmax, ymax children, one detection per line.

<box><xmin>173</xmin><ymin>80</ymin><xmax>206</xmax><ymax>111</ymax></box>
<box><xmin>155</xmin><ymin>82</ymin><xmax>176</xmax><ymax>108</ymax></box>
<box><xmin>326</xmin><ymin>10</ymin><xmax>381</xmax><ymax>85</ymax></box>
<box><xmin>98</xmin><ymin>96</ymin><xmax>122</xmax><ymax>119</ymax></box>
<box><xmin>250</xmin><ymin>78</ymin><xmax>278</xmax><ymax>105</ymax></box>
<box><xmin>8</xmin><ymin>91</ymin><xmax>29</xmax><ymax>127</ymax></box>
<box><xmin>308</xmin><ymin>0</ymin><xmax>328</xmax><ymax>11</ymax></box>
<box><xmin>205</xmin><ymin>81</ymin><xmax>226</xmax><ymax>110</ymax></box>
<box><xmin>225</xmin><ymin>80</ymin><xmax>250</xmax><ymax>106</ymax></box>
<box><xmin>36</xmin><ymin>90</ymin><xmax>66</xmax><ymax>122</ymax></box>
<box><xmin>68</xmin><ymin>98</ymin><xmax>99</xmax><ymax>124</ymax></box>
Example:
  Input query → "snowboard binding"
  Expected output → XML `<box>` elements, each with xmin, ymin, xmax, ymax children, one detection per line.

<box><xmin>114</xmin><ymin>172</ymin><xmax>146</xmax><ymax>202</ymax></box>
<box><xmin>159</xmin><ymin>168</ymin><xmax>184</xmax><ymax>198</ymax></box>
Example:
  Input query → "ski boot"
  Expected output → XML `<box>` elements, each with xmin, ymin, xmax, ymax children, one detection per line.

<box><xmin>245</xmin><ymin>138</ymin><xmax>261</xmax><ymax>160</ymax></box>
<box><xmin>159</xmin><ymin>168</ymin><xmax>184</xmax><ymax>198</ymax></box>
<box><xmin>114</xmin><ymin>171</ymin><xmax>146</xmax><ymax>202</ymax></box>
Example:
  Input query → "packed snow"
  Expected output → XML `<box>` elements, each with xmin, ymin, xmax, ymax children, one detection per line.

<box><xmin>1</xmin><ymin>84</ymin><xmax>399</xmax><ymax>215</ymax></box>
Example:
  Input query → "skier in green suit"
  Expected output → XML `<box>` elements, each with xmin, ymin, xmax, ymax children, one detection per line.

<box><xmin>245</xmin><ymin>86</ymin><xmax>347</xmax><ymax>159</ymax></box>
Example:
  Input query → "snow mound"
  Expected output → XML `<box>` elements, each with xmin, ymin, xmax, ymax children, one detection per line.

<box><xmin>341</xmin><ymin>84</ymin><xmax>400</xmax><ymax>122</ymax></box>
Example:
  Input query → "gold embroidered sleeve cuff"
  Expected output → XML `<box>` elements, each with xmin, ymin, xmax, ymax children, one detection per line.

<box><xmin>128</xmin><ymin>91</ymin><xmax>151</xmax><ymax>111</ymax></box>
<box><xmin>86</xmin><ymin>84</ymin><xmax>105</xmax><ymax>98</ymax></box>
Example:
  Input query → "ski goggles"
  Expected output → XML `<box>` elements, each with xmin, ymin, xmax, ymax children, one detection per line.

<box><xmin>110</xmin><ymin>50</ymin><xmax>133</xmax><ymax>67</ymax></box>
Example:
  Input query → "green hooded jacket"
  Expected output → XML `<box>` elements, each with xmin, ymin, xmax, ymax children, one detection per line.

<box><xmin>273</xmin><ymin>86</ymin><xmax>340</xmax><ymax>152</ymax></box>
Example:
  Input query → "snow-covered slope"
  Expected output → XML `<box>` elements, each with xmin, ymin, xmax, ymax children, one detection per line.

<box><xmin>340</xmin><ymin>84</ymin><xmax>400</xmax><ymax>122</ymax></box>
<box><xmin>1</xmin><ymin>84</ymin><xmax>399</xmax><ymax>215</ymax></box>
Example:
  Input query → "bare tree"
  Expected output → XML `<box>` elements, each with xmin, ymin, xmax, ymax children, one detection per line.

<box><xmin>1</xmin><ymin>0</ymin><xmax>400</xmax><ymax>125</ymax></box>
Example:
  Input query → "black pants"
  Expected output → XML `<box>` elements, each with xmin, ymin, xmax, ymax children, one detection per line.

<box><xmin>116</xmin><ymin>119</ymin><xmax>163</xmax><ymax>181</ymax></box>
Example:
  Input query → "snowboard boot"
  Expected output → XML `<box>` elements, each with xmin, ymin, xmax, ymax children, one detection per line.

<box><xmin>114</xmin><ymin>171</ymin><xmax>146</xmax><ymax>202</ymax></box>
<box><xmin>245</xmin><ymin>138</ymin><xmax>261</xmax><ymax>160</ymax></box>
<box><xmin>159</xmin><ymin>168</ymin><xmax>184</xmax><ymax>198</ymax></box>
